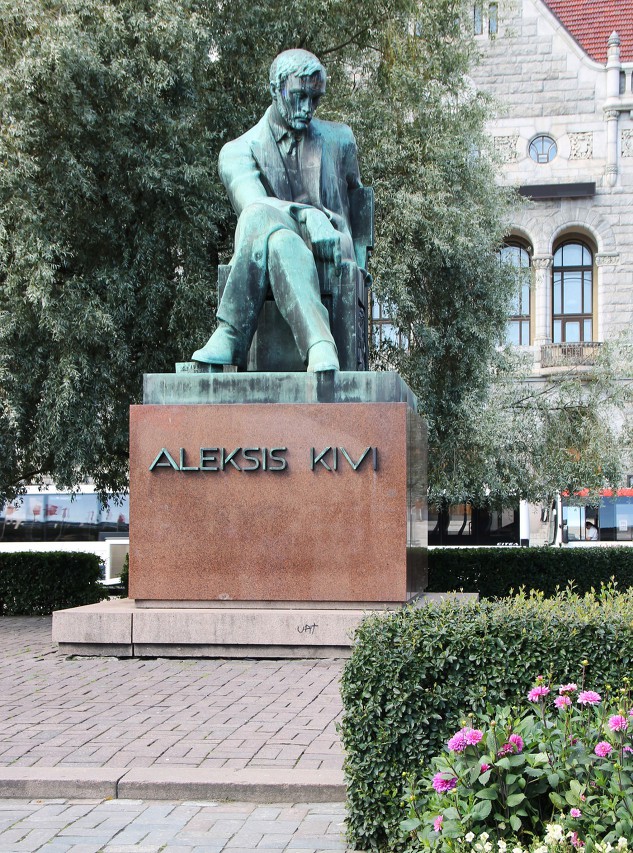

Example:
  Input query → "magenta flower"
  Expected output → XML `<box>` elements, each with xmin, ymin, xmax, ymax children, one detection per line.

<box><xmin>624</xmin><ymin>745</ymin><xmax>633</xmax><ymax>754</ymax></box>
<box><xmin>570</xmin><ymin>808</ymin><xmax>582</xmax><ymax>818</ymax></box>
<box><xmin>446</xmin><ymin>729</ymin><xmax>468</xmax><ymax>752</ymax></box>
<box><xmin>608</xmin><ymin>714</ymin><xmax>629</xmax><ymax>732</ymax></box>
<box><xmin>508</xmin><ymin>733</ymin><xmax>524</xmax><ymax>753</ymax></box>
<box><xmin>528</xmin><ymin>685</ymin><xmax>550</xmax><ymax>702</ymax></box>
<box><xmin>464</xmin><ymin>728</ymin><xmax>483</xmax><ymax>746</ymax></box>
<box><xmin>578</xmin><ymin>690</ymin><xmax>601</xmax><ymax>705</ymax></box>
<box><xmin>595</xmin><ymin>741</ymin><xmax>613</xmax><ymax>757</ymax></box>
<box><xmin>559</xmin><ymin>682</ymin><xmax>578</xmax><ymax>694</ymax></box>
<box><xmin>497</xmin><ymin>742</ymin><xmax>514</xmax><ymax>757</ymax></box>
<box><xmin>432</xmin><ymin>773</ymin><xmax>458</xmax><ymax>793</ymax></box>
<box><xmin>569</xmin><ymin>830</ymin><xmax>584</xmax><ymax>849</ymax></box>
<box><xmin>433</xmin><ymin>815</ymin><xmax>443</xmax><ymax>832</ymax></box>
<box><xmin>480</xmin><ymin>763</ymin><xmax>491</xmax><ymax>773</ymax></box>
<box><xmin>555</xmin><ymin>695</ymin><xmax>572</xmax><ymax>709</ymax></box>
<box><xmin>447</xmin><ymin>727</ymin><xmax>483</xmax><ymax>751</ymax></box>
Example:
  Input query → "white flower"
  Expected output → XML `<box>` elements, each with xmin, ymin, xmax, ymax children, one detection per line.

<box><xmin>544</xmin><ymin>823</ymin><xmax>564</xmax><ymax>843</ymax></box>
<box><xmin>498</xmin><ymin>841</ymin><xmax>507</xmax><ymax>853</ymax></box>
<box><xmin>484</xmin><ymin>844</ymin><xmax>492</xmax><ymax>853</ymax></box>
<box><xmin>534</xmin><ymin>847</ymin><xmax>548</xmax><ymax>853</ymax></box>
<box><xmin>512</xmin><ymin>848</ymin><xmax>523</xmax><ymax>853</ymax></box>
<box><xmin>480</xmin><ymin>834</ymin><xmax>490</xmax><ymax>843</ymax></box>
<box><xmin>618</xmin><ymin>840</ymin><xmax>629</xmax><ymax>852</ymax></box>
<box><xmin>465</xmin><ymin>832</ymin><xmax>475</xmax><ymax>843</ymax></box>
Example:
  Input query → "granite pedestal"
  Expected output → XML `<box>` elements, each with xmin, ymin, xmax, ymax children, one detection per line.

<box><xmin>53</xmin><ymin>371</ymin><xmax>427</xmax><ymax>657</ymax></box>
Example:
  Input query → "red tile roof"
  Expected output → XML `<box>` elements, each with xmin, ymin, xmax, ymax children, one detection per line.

<box><xmin>543</xmin><ymin>0</ymin><xmax>633</xmax><ymax>63</ymax></box>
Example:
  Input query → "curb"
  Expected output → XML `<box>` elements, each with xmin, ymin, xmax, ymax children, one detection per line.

<box><xmin>0</xmin><ymin>767</ymin><xmax>346</xmax><ymax>802</ymax></box>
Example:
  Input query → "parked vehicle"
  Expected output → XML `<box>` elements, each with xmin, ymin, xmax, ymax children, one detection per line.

<box><xmin>547</xmin><ymin>489</ymin><xmax>633</xmax><ymax>547</ymax></box>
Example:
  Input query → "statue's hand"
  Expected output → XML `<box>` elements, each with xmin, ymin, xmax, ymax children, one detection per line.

<box><xmin>299</xmin><ymin>208</ymin><xmax>342</xmax><ymax>275</ymax></box>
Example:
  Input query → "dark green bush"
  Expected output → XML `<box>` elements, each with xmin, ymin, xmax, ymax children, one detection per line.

<box><xmin>427</xmin><ymin>545</ymin><xmax>633</xmax><ymax>598</ymax></box>
<box><xmin>119</xmin><ymin>553</ymin><xmax>129</xmax><ymax>597</ymax></box>
<box><xmin>0</xmin><ymin>552</ymin><xmax>107</xmax><ymax>615</ymax></box>
<box><xmin>340</xmin><ymin>587</ymin><xmax>633</xmax><ymax>851</ymax></box>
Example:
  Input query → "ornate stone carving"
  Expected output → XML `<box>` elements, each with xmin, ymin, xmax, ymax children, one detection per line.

<box><xmin>622</xmin><ymin>129</ymin><xmax>633</xmax><ymax>158</ymax></box>
<box><xmin>568</xmin><ymin>132</ymin><xmax>593</xmax><ymax>160</ymax></box>
<box><xmin>494</xmin><ymin>135</ymin><xmax>519</xmax><ymax>162</ymax></box>
<box><xmin>596</xmin><ymin>253</ymin><xmax>620</xmax><ymax>266</ymax></box>
<box><xmin>532</xmin><ymin>256</ymin><xmax>553</xmax><ymax>270</ymax></box>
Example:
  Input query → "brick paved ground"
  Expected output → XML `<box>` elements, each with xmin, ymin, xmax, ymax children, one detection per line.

<box><xmin>0</xmin><ymin>798</ymin><xmax>355</xmax><ymax>852</ymax></box>
<box><xmin>0</xmin><ymin>618</ymin><xmax>345</xmax><ymax>772</ymax></box>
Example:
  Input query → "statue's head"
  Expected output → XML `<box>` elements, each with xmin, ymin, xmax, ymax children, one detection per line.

<box><xmin>269</xmin><ymin>49</ymin><xmax>326</xmax><ymax>133</ymax></box>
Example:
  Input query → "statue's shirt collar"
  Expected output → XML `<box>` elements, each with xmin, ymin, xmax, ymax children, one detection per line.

<box><xmin>268</xmin><ymin>113</ymin><xmax>305</xmax><ymax>155</ymax></box>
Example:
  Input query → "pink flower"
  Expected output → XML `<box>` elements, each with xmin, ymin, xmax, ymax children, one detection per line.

<box><xmin>569</xmin><ymin>830</ymin><xmax>584</xmax><ymax>849</ymax></box>
<box><xmin>446</xmin><ymin>729</ymin><xmax>468</xmax><ymax>752</ymax></box>
<box><xmin>464</xmin><ymin>728</ymin><xmax>483</xmax><ymax>746</ymax></box>
<box><xmin>497</xmin><ymin>743</ymin><xmax>514</xmax><ymax>757</ymax></box>
<box><xmin>608</xmin><ymin>715</ymin><xmax>629</xmax><ymax>732</ymax></box>
<box><xmin>578</xmin><ymin>690</ymin><xmax>601</xmax><ymax>705</ymax></box>
<box><xmin>528</xmin><ymin>685</ymin><xmax>550</xmax><ymax>702</ymax></box>
<box><xmin>433</xmin><ymin>815</ymin><xmax>443</xmax><ymax>832</ymax></box>
<box><xmin>624</xmin><ymin>745</ymin><xmax>633</xmax><ymax>754</ymax></box>
<box><xmin>570</xmin><ymin>808</ymin><xmax>582</xmax><ymax>818</ymax></box>
<box><xmin>594</xmin><ymin>741</ymin><xmax>613</xmax><ymax>757</ymax></box>
<box><xmin>447</xmin><ymin>727</ymin><xmax>483</xmax><ymax>751</ymax></box>
<box><xmin>480</xmin><ymin>763</ymin><xmax>491</xmax><ymax>773</ymax></box>
<box><xmin>555</xmin><ymin>695</ymin><xmax>572</xmax><ymax>709</ymax></box>
<box><xmin>508</xmin><ymin>734</ymin><xmax>524</xmax><ymax>753</ymax></box>
<box><xmin>559</xmin><ymin>683</ymin><xmax>578</xmax><ymax>694</ymax></box>
<box><xmin>432</xmin><ymin>773</ymin><xmax>457</xmax><ymax>793</ymax></box>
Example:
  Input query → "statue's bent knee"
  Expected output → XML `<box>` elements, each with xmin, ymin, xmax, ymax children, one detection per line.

<box><xmin>267</xmin><ymin>228</ymin><xmax>312</xmax><ymax>264</ymax></box>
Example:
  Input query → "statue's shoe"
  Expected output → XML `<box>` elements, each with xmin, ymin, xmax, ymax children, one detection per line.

<box><xmin>307</xmin><ymin>341</ymin><xmax>339</xmax><ymax>373</ymax></box>
<box><xmin>191</xmin><ymin>323</ymin><xmax>245</xmax><ymax>366</ymax></box>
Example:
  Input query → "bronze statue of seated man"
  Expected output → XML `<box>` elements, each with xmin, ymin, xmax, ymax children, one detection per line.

<box><xmin>192</xmin><ymin>48</ymin><xmax>364</xmax><ymax>373</ymax></box>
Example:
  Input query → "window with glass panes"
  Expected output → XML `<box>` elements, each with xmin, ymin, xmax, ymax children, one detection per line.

<box><xmin>371</xmin><ymin>299</ymin><xmax>408</xmax><ymax>349</ymax></box>
<box><xmin>501</xmin><ymin>242</ymin><xmax>531</xmax><ymax>345</ymax></box>
<box><xmin>552</xmin><ymin>241</ymin><xmax>593</xmax><ymax>343</ymax></box>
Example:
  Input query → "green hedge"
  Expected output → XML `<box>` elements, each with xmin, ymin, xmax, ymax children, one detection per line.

<box><xmin>427</xmin><ymin>545</ymin><xmax>633</xmax><ymax>598</ymax></box>
<box><xmin>340</xmin><ymin>588</ymin><xmax>633</xmax><ymax>851</ymax></box>
<box><xmin>0</xmin><ymin>552</ymin><xmax>107</xmax><ymax>615</ymax></box>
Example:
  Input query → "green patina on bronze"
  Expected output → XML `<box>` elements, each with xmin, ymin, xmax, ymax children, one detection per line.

<box><xmin>192</xmin><ymin>49</ymin><xmax>371</xmax><ymax>374</ymax></box>
<box><xmin>148</xmin><ymin>371</ymin><xmax>417</xmax><ymax>408</ymax></box>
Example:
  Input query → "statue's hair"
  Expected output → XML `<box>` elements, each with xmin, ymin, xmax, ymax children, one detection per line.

<box><xmin>269</xmin><ymin>49</ymin><xmax>326</xmax><ymax>89</ymax></box>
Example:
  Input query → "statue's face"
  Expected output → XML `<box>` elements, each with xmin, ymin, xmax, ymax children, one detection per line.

<box><xmin>271</xmin><ymin>72</ymin><xmax>325</xmax><ymax>133</ymax></box>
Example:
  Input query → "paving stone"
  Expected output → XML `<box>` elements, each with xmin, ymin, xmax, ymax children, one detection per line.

<box><xmin>0</xmin><ymin>618</ymin><xmax>345</xmax><ymax>775</ymax></box>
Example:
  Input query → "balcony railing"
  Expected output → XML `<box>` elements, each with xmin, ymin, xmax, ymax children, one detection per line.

<box><xmin>540</xmin><ymin>342</ymin><xmax>602</xmax><ymax>368</ymax></box>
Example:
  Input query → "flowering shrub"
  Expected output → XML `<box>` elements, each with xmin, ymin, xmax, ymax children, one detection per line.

<box><xmin>400</xmin><ymin>666</ymin><xmax>633</xmax><ymax>851</ymax></box>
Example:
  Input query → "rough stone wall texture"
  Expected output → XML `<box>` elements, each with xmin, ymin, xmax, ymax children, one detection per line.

<box><xmin>471</xmin><ymin>0</ymin><xmax>633</xmax><ymax>350</ymax></box>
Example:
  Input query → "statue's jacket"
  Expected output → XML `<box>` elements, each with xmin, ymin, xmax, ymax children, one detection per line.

<box><xmin>219</xmin><ymin>105</ymin><xmax>362</xmax><ymax>238</ymax></box>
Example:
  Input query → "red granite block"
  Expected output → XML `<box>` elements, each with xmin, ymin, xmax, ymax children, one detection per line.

<box><xmin>129</xmin><ymin>402</ymin><xmax>413</xmax><ymax>603</ymax></box>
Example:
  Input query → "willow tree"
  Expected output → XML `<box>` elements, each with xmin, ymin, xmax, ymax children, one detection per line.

<box><xmin>0</xmin><ymin>0</ymin><xmax>515</xmax><ymax>502</ymax></box>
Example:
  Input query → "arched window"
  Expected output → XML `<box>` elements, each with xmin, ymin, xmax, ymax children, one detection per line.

<box><xmin>552</xmin><ymin>241</ymin><xmax>594</xmax><ymax>343</ymax></box>
<box><xmin>500</xmin><ymin>242</ymin><xmax>531</xmax><ymax>345</ymax></box>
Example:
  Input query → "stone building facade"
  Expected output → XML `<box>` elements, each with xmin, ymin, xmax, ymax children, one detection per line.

<box><xmin>470</xmin><ymin>0</ymin><xmax>633</xmax><ymax>374</ymax></box>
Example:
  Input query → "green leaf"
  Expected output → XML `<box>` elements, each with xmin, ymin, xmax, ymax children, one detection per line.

<box><xmin>506</xmin><ymin>793</ymin><xmax>525</xmax><ymax>807</ymax></box>
<box><xmin>471</xmin><ymin>799</ymin><xmax>493</xmax><ymax>820</ymax></box>
<box><xmin>475</xmin><ymin>788</ymin><xmax>499</xmax><ymax>800</ymax></box>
